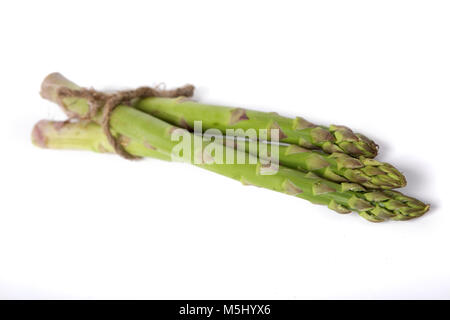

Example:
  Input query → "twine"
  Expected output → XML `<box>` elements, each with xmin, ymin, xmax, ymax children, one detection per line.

<box><xmin>56</xmin><ymin>84</ymin><xmax>195</xmax><ymax>159</ymax></box>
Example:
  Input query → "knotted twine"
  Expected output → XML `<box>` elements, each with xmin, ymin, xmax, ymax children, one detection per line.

<box><xmin>56</xmin><ymin>84</ymin><xmax>195</xmax><ymax>160</ymax></box>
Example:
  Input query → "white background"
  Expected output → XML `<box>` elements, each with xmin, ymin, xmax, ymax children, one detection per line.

<box><xmin>0</xmin><ymin>0</ymin><xmax>448</xmax><ymax>299</ymax></box>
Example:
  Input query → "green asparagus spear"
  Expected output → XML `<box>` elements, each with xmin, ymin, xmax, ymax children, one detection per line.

<box><xmin>35</xmin><ymin>74</ymin><xmax>429</xmax><ymax>221</ymax></box>
<box><xmin>133</xmin><ymin>97</ymin><xmax>379</xmax><ymax>158</ymax></box>
<box><xmin>41</xmin><ymin>73</ymin><xmax>378</xmax><ymax>158</ymax></box>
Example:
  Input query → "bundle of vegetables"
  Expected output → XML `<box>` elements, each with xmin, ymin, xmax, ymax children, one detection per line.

<box><xmin>32</xmin><ymin>73</ymin><xmax>429</xmax><ymax>222</ymax></box>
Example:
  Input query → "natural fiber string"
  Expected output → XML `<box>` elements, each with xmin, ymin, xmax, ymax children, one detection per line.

<box><xmin>56</xmin><ymin>84</ymin><xmax>195</xmax><ymax>159</ymax></box>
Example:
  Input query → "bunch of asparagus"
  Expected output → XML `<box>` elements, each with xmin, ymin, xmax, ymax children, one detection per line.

<box><xmin>32</xmin><ymin>73</ymin><xmax>429</xmax><ymax>222</ymax></box>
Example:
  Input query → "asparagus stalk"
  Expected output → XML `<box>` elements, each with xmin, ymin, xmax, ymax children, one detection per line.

<box><xmin>35</xmin><ymin>74</ymin><xmax>429</xmax><ymax>221</ymax></box>
<box><xmin>132</xmin><ymin>97</ymin><xmax>379</xmax><ymax>158</ymax></box>
<box><xmin>41</xmin><ymin>73</ymin><xmax>378</xmax><ymax>158</ymax></box>
<box><xmin>41</xmin><ymin>74</ymin><xmax>402</xmax><ymax>189</ymax></box>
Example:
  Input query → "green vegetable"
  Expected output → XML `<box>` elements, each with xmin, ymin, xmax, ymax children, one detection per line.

<box><xmin>133</xmin><ymin>97</ymin><xmax>379</xmax><ymax>158</ymax></box>
<box><xmin>34</xmin><ymin>73</ymin><xmax>428</xmax><ymax>222</ymax></box>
